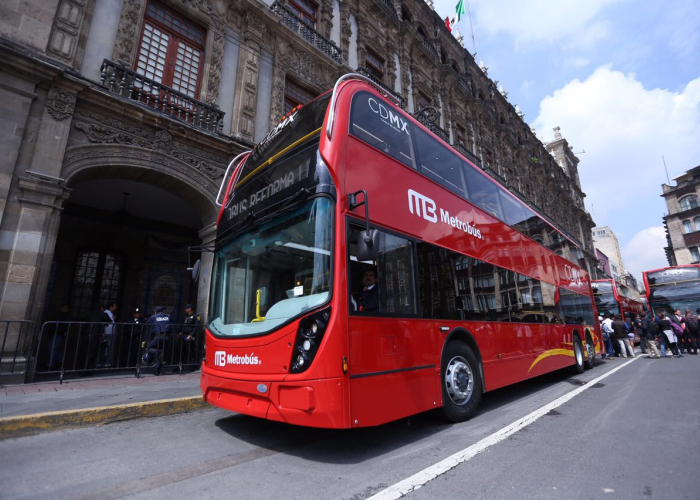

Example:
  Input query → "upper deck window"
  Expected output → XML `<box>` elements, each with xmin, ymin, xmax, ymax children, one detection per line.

<box><xmin>413</xmin><ymin>126</ymin><xmax>466</xmax><ymax>198</ymax></box>
<box><xmin>349</xmin><ymin>91</ymin><xmax>414</xmax><ymax>168</ymax></box>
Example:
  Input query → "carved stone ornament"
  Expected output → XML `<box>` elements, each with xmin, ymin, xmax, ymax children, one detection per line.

<box><xmin>46</xmin><ymin>88</ymin><xmax>78</xmax><ymax>121</ymax></box>
<box><xmin>73</xmin><ymin>110</ymin><xmax>226</xmax><ymax>180</ymax></box>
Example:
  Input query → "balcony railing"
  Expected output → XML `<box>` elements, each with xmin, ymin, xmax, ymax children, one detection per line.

<box><xmin>100</xmin><ymin>60</ymin><xmax>224</xmax><ymax>133</ymax></box>
<box><xmin>356</xmin><ymin>68</ymin><xmax>406</xmax><ymax>109</ymax></box>
<box><xmin>373</xmin><ymin>0</ymin><xmax>399</xmax><ymax>22</ymax></box>
<box><xmin>412</xmin><ymin>110</ymin><xmax>449</xmax><ymax>142</ymax></box>
<box><xmin>270</xmin><ymin>2</ymin><xmax>342</xmax><ymax>64</ymax></box>
<box><xmin>418</xmin><ymin>36</ymin><xmax>439</xmax><ymax>62</ymax></box>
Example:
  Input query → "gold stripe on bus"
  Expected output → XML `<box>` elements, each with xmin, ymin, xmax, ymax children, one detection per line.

<box><xmin>527</xmin><ymin>348</ymin><xmax>575</xmax><ymax>373</ymax></box>
<box><xmin>235</xmin><ymin>128</ymin><xmax>322</xmax><ymax>189</ymax></box>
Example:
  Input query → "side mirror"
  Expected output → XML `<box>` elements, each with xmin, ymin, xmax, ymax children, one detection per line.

<box><xmin>357</xmin><ymin>229</ymin><xmax>379</xmax><ymax>261</ymax></box>
<box><xmin>189</xmin><ymin>260</ymin><xmax>201</xmax><ymax>281</ymax></box>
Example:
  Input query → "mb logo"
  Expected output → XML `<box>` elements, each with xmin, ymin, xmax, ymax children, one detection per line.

<box><xmin>215</xmin><ymin>351</ymin><xmax>226</xmax><ymax>366</ymax></box>
<box><xmin>408</xmin><ymin>189</ymin><xmax>437</xmax><ymax>223</ymax></box>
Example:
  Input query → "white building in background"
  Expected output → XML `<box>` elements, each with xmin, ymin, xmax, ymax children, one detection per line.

<box><xmin>593</xmin><ymin>226</ymin><xmax>625</xmax><ymax>283</ymax></box>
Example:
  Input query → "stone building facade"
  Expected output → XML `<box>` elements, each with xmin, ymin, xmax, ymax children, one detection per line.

<box><xmin>0</xmin><ymin>0</ymin><xmax>596</xmax><ymax>367</ymax></box>
<box><xmin>662</xmin><ymin>165</ymin><xmax>700</xmax><ymax>266</ymax></box>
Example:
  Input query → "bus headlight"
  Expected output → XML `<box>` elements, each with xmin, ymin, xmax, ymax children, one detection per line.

<box><xmin>290</xmin><ymin>307</ymin><xmax>330</xmax><ymax>374</ymax></box>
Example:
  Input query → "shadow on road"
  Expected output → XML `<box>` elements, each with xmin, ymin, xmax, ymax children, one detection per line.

<box><xmin>213</xmin><ymin>364</ymin><xmax>604</xmax><ymax>464</ymax></box>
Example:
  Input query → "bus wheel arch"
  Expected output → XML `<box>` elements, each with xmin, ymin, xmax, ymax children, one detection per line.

<box><xmin>583</xmin><ymin>328</ymin><xmax>596</xmax><ymax>369</ymax></box>
<box><xmin>439</xmin><ymin>328</ymin><xmax>484</xmax><ymax>423</ymax></box>
<box><xmin>571</xmin><ymin>331</ymin><xmax>585</xmax><ymax>374</ymax></box>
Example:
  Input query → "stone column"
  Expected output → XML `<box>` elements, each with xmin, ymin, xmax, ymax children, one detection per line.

<box><xmin>231</xmin><ymin>12</ymin><xmax>267</xmax><ymax>142</ymax></box>
<box><xmin>196</xmin><ymin>221</ymin><xmax>217</xmax><ymax>322</ymax></box>
<box><xmin>0</xmin><ymin>174</ymin><xmax>70</xmax><ymax>378</ymax></box>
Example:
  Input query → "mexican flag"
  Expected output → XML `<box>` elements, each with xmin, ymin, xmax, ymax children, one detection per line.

<box><xmin>455</xmin><ymin>0</ymin><xmax>466</xmax><ymax>22</ymax></box>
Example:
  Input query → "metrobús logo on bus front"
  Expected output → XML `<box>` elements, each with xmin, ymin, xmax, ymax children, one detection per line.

<box><xmin>214</xmin><ymin>351</ymin><xmax>262</xmax><ymax>367</ymax></box>
<box><xmin>407</xmin><ymin>189</ymin><xmax>484</xmax><ymax>241</ymax></box>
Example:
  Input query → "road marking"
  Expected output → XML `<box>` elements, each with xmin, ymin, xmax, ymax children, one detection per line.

<box><xmin>368</xmin><ymin>357</ymin><xmax>639</xmax><ymax>500</ymax></box>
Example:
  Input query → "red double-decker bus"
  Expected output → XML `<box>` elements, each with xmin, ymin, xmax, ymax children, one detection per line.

<box><xmin>643</xmin><ymin>264</ymin><xmax>700</xmax><ymax>315</ymax></box>
<box><xmin>592</xmin><ymin>279</ymin><xmax>644</xmax><ymax>321</ymax></box>
<box><xmin>201</xmin><ymin>74</ymin><xmax>601</xmax><ymax>428</ymax></box>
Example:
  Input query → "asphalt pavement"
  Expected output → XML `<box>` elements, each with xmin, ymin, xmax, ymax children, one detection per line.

<box><xmin>1</xmin><ymin>352</ymin><xmax>699</xmax><ymax>500</ymax></box>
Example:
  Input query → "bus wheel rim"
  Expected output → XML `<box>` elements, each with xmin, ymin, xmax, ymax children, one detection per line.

<box><xmin>445</xmin><ymin>356</ymin><xmax>474</xmax><ymax>405</ymax></box>
<box><xmin>586</xmin><ymin>341</ymin><xmax>595</xmax><ymax>364</ymax></box>
<box><xmin>575</xmin><ymin>341</ymin><xmax>583</xmax><ymax>366</ymax></box>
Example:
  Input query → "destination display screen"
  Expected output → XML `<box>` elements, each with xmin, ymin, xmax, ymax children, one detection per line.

<box><xmin>590</xmin><ymin>281</ymin><xmax>613</xmax><ymax>294</ymax></box>
<box><xmin>647</xmin><ymin>267</ymin><xmax>700</xmax><ymax>285</ymax></box>
<box><xmin>220</xmin><ymin>141</ymin><xmax>325</xmax><ymax>236</ymax></box>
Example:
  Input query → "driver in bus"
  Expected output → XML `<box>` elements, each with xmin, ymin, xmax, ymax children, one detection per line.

<box><xmin>351</xmin><ymin>269</ymin><xmax>379</xmax><ymax>312</ymax></box>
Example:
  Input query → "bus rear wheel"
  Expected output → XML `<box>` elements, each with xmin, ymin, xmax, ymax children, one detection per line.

<box><xmin>572</xmin><ymin>335</ymin><xmax>585</xmax><ymax>374</ymax></box>
<box><xmin>584</xmin><ymin>333</ymin><xmax>596</xmax><ymax>369</ymax></box>
<box><xmin>440</xmin><ymin>342</ymin><xmax>483</xmax><ymax>423</ymax></box>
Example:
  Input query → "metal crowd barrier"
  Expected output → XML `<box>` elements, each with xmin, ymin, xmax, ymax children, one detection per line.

<box><xmin>34</xmin><ymin>321</ymin><xmax>204</xmax><ymax>383</ymax></box>
<box><xmin>0</xmin><ymin>320</ymin><xmax>35</xmax><ymax>378</ymax></box>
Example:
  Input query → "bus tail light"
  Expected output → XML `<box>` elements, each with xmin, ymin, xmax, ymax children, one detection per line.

<box><xmin>290</xmin><ymin>307</ymin><xmax>331</xmax><ymax>373</ymax></box>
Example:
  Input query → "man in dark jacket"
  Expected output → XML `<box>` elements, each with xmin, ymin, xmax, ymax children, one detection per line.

<box><xmin>354</xmin><ymin>269</ymin><xmax>379</xmax><ymax>312</ymax></box>
<box><xmin>684</xmin><ymin>309</ymin><xmax>699</xmax><ymax>354</ymax></box>
<box><xmin>612</xmin><ymin>314</ymin><xmax>635</xmax><ymax>357</ymax></box>
<box><xmin>143</xmin><ymin>306</ymin><xmax>171</xmax><ymax>375</ymax></box>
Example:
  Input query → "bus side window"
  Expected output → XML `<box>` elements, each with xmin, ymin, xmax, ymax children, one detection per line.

<box><xmin>349</xmin><ymin>92</ymin><xmax>415</xmax><ymax>169</ymax></box>
<box><xmin>348</xmin><ymin>224</ymin><xmax>417</xmax><ymax>315</ymax></box>
<box><xmin>462</xmin><ymin>163</ymin><xmax>504</xmax><ymax>220</ymax></box>
<box><xmin>413</xmin><ymin>127</ymin><xmax>466</xmax><ymax>198</ymax></box>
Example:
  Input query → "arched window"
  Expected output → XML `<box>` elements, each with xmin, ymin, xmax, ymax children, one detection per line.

<box><xmin>690</xmin><ymin>247</ymin><xmax>700</xmax><ymax>263</ymax></box>
<box><xmin>679</xmin><ymin>195</ymin><xmax>698</xmax><ymax>211</ymax></box>
<box><xmin>70</xmin><ymin>250</ymin><xmax>125</xmax><ymax>320</ymax></box>
<box><xmin>694</xmin><ymin>217</ymin><xmax>700</xmax><ymax>231</ymax></box>
<box><xmin>683</xmin><ymin>220</ymin><xmax>693</xmax><ymax>233</ymax></box>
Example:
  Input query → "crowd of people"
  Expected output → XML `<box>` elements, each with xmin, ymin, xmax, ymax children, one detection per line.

<box><xmin>44</xmin><ymin>303</ymin><xmax>202</xmax><ymax>376</ymax></box>
<box><xmin>599</xmin><ymin>308</ymin><xmax>700</xmax><ymax>359</ymax></box>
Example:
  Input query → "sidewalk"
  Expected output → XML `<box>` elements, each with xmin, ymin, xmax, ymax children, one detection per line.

<box><xmin>0</xmin><ymin>372</ymin><xmax>206</xmax><ymax>439</ymax></box>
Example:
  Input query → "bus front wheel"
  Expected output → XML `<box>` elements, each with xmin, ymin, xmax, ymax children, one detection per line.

<box><xmin>440</xmin><ymin>342</ymin><xmax>483</xmax><ymax>423</ymax></box>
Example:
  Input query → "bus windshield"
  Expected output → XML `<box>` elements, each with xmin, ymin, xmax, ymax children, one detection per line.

<box><xmin>646</xmin><ymin>267</ymin><xmax>700</xmax><ymax>314</ymax></box>
<box><xmin>209</xmin><ymin>197</ymin><xmax>333</xmax><ymax>337</ymax></box>
<box><xmin>591</xmin><ymin>281</ymin><xmax>620</xmax><ymax>317</ymax></box>
<box><xmin>648</xmin><ymin>282</ymin><xmax>700</xmax><ymax>315</ymax></box>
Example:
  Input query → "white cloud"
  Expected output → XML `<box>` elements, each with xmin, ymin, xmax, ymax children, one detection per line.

<box><xmin>622</xmin><ymin>226</ymin><xmax>668</xmax><ymax>286</ymax></box>
<box><xmin>568</xmin><ymin>57</ymin><xmax>591</xmax><ymax>68</ymax></box>
<box><xmin>533</xmin><ymin>66</ymin><xmax>700</xmax><ymax>273</ymax></box>
<box><xmin>458</xmin><ymin>0</ymin><xmax>622</xmax><ymax>47</ymax></box>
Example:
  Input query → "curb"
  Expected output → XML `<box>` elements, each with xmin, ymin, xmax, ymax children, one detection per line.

<box><xmin>0</xmin><ymin>396</ymin><xmax>208</xmax><ymax>440</ymax></box>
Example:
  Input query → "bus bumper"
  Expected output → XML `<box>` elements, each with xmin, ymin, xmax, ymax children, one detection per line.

<box><xmin>200</xmin><ymin>369</ymin><xmax>347</xmax><ymax>428</ymax></box>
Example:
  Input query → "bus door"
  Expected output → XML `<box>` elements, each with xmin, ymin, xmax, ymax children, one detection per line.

<box><xmin>346</xmin><ymin>223</ymin><xmax>440</xmax><ymax>426</ymax></box>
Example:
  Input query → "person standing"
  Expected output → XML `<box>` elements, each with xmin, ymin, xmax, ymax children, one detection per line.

<box><xmin>642</xmin><ymin>310</ymin><xmax>660</xmax><ymax>358</ymax></box>
<box><xmin>633</xmin><ymin>315</ymin><xmax>647</xmax><ymax>354</ymax></box>
<box><xmin>102</xmin><ymin>302</ymin><xmax>118</xmax><ymax>367</ymax></box>
<box><xmin>180</xmin><ymin>304</ymin><xmax>201</xmax><ymax>371</ymax></box>
<box><xmin>47</xmin><ymin>305</ymin><xmax>72</xmax><ymax>369</ymax></box>
<box><xmin>84</xmin><ymin>305</ymin><xmax>108</xmax><ymax>370</ymax></box>
<box><xmin>671</xmin><ymin>309</ymin><xmax>686</xmax><ymax>353</ymax></box>
<box><xmin>657</xmin><ymin>310</ymin><xmax>681</xmax><ymax>358</ymax></box>
<box><xmin>143</xmin><ymin>306</ymin><xmax>171</xmax><ymax>375</ymax></box>
<box><xmin>612</xmin><ymin>314</ymin><xmax>634</xmax><ymax>357</ymax></box>
<box><xmin>601</xmin><ymin>314</ymin><xmax>616</xmax><ymax>359</ymax></box>
<box><xmin>683</xmin><ymin>310</ymin><xmax>699</xmax><ymax>354</ymax></box>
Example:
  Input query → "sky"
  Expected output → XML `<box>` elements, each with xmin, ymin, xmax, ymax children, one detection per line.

<box><xmin>433</xmin><ymin>0</ymin><xmax>700</xmax><ymax>285</ymax></box>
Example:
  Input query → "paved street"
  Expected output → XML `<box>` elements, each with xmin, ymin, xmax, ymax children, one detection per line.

<box><xmin>1</xmin><ymin>354</ymin><xmax>699</xmax><ymax>500</ymax></box>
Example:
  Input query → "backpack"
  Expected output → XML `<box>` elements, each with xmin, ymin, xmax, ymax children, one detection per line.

<box><xmin>685</xmin><ymin>315</ymin><xmax>699</xmax><ymax>332</ymax></box>
<box><xmin>670</xmin><ymin>321</ymin><xmax>684</xmax><ymax>335</ymax></box>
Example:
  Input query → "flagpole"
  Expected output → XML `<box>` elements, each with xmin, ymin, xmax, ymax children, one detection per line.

<box><xmin>466</xmin><ymin>0</ymin><xmax>476</xmax><ymax>54</ymax></box>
